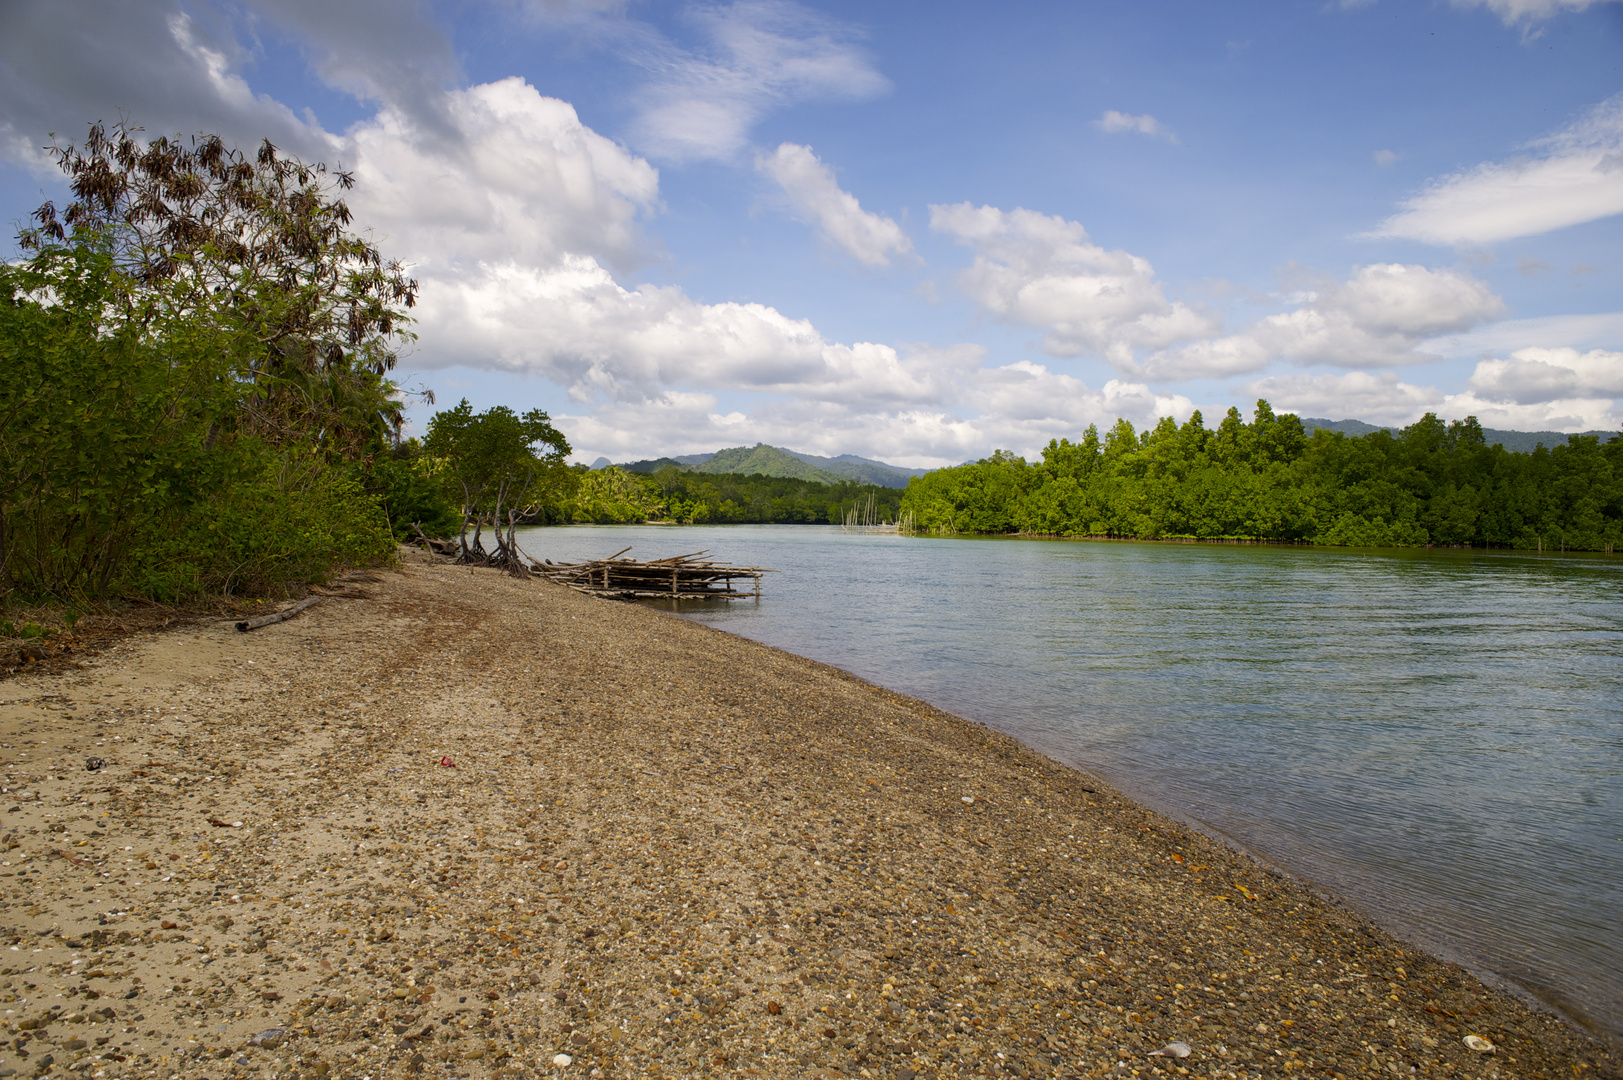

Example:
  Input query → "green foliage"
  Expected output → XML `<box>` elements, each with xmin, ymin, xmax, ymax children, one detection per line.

<box><xmin>899</xmin><ymin>401</ymin><xmax>1623</xmax><ymax>552</ymax></box>
<box><xmin>0</xmin><ymin>243</ymin><xmax>249</xmax><ymax>598</ymax></box>
<box><xmin>557</xmin><ymin>466</ymin><xmax>902</xmax><ymax>525</ymax></box>
<box><xmin>126</xmin><ymin>455</ymin><xmax>395</xmax><ymax>601</ymax></box>
<box><xmin>423</xmin><ymin>399</ymin><xmax>574</xmax><ymax>531</ymax></box>
<box><xmin>568</xmin><ymin>466</ymin><xmax>666</xmax><ymax>523</ymax></box>
<box><xmin>23</xmin><ymin>121</ymin><xmax>421</xmax><ymax>459</ymax></box>
<box><xmin>364</xmin><ymin>440</ymin><xmax>462</xmax><ymax>539</ymax></box>
<box><xmin>694</xmin><ymin>444</ymin><xmax>849</xmax><ymax>485</ymax></box>
<box><xmin>1</xmin><ymin>123</ymin><xmax>411</xmax><ymax>604</ymax></box>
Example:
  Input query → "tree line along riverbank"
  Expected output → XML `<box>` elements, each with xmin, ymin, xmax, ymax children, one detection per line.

<box><xmin>4</xmin><ymin>123</ymin><xmax>1615</xmax><ymax>633</ymax></box>
<box><xmin>896</xmin><ymin>403</ymin><xmax>1622</xmax><ymax>551</ymax></box>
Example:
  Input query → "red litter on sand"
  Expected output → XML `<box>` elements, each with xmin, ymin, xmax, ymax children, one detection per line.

<box><xmin>439</xmin><ymin>756</ymin><xmax>455</xmax><ymax>768</ymax></box>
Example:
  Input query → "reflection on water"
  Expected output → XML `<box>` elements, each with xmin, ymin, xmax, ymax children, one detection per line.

<box><xmin>515</xmin><ymin>524</ymin><xmax>1623</xmax><ymax>1037</ymax></box>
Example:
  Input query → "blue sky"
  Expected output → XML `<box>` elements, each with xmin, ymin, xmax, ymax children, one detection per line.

<box><xmin>3</xmin><ymin>0</ymin><xmax>1621</xmax><ymax>466</ymax></box>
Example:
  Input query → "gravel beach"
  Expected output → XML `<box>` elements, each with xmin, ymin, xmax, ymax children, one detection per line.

<box><xmin>0</xmin><ymin>551</ymin><xmax>1615</xmax><ymax>1080</ymax></box>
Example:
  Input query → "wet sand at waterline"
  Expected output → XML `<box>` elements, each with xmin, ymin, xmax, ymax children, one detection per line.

<box><xmin>0</xmin><ymin>551</ymin><xmax>1614</xmax><ymax>1080</ymax></box>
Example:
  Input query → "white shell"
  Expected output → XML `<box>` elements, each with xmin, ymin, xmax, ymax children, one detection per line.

<box><xmin>553</xmin><ymin>1052</ymin><xmax>574</xmax><ymax>1066</ymax></box>
<box><xmin>1463</xmin><ymin>1035</ymin><xmax>1495</xmax><ymax>1053</ymax></box>
<box><xmin>1150</xmin><ymin>1041</ymin><xmax>1192</xmax><ymax>1058</ymax></box>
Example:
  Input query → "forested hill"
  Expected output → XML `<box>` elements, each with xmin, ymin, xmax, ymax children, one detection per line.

<box><xmin>898</xmin><ymin>403</ymin><xmax>1622</xmax><ymax>551</ymax></box>
<box><xmin>613</xmin><ymin>444</ymin><xmax>925</xmax><ymax>487</ymax></box>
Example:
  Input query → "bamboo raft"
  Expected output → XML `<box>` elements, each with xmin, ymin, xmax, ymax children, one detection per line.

<box><xmin>534</xmin><ymin>547</ymin><xmax>774</xmax><ymax>600</ymax></box>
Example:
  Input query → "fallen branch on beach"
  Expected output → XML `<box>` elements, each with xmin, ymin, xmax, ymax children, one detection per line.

<box><xmin>235</xmin><ymin>595</ymin><xmax>323</xmax><ymax>632</ymax></box>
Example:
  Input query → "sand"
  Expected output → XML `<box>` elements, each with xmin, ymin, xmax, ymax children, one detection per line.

<box><xmin>0</xmin><ymin>550</ymin><xmax>1614</xmax><ymax>1080</ymax></box>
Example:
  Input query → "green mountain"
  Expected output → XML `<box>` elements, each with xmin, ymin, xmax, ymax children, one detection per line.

<box><xmin>607</xmin><ymin>444</ymin><xmax>926</xmax><ymax>487</ymax></box>
<box><xmin>695</xmin><ymin>445</ymin><xmax>848</xmax><ymax>484</ymax></box>
<box><xmin>778</xmin><ymin>449</ymin><xmax>929</xmax><ymax>487</ymax></box>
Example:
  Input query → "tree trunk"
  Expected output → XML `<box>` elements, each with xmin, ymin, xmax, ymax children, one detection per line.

<box><xmin>236</xmin><ymin>595</ymin><xmax>323</xmax><ymax>632</ymax></box>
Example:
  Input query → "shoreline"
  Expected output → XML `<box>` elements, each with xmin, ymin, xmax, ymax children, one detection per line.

<box><xmin>0</xmin><ymin>552</ymin><xmax>1615</xmax><ymax>1080</ymax></box>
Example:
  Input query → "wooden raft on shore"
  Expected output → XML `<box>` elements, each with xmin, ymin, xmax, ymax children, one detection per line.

<box><xmin>534</xmin><ymin>547</ymin><xmax>773</xmax><ymax>600</ymax></box>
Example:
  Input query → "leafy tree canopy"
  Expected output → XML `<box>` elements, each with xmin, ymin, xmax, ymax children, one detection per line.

<box><xmin>422</xmin><ymin>400</ymin><xmax>572</xmax><ymax>569</ymax></box>
<box><xmin>900</xmin><ymin>401</ymin><xmax>1623</xmax><ymax>552</ymax></box>
<box><xmin>21</xmin><ymin>121</ymin><xmax>421</xmax><ymax>461</ymax></box>
<box><xmin>2</xmin><ymin>122</ymin><xmax>412</xmax><ymax>602</ymax></box>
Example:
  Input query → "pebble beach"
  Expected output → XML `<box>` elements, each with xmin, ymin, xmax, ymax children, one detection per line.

<box><xmin>0</xmin><ymin>551</ymin><xmax>1615</xmax><ymax>1080</ymax></box>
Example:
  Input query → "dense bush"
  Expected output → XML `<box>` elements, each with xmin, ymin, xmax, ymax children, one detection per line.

<box><xmin>365</xmin><ymin>441</ymin><xmax>463</xmax><ymax>541</ymax></box>
<box><xmin>1</xmin><ymin>124</ymin><xmax>414</xmax><ymax>604</ymax></box>
<box><xmin>900</xmin><ymin>403</ymin><xmax>1623</xmax><ymax>551</ymax></box>
<box><xmin>126</xmin><ymin>457</ymin><xmax>395</xmax><ymax>601</ymax></box>
<box><xmin>558</xmin><ymin>465</ymin><xmax>904</xmax><ymax>526</ymax></box>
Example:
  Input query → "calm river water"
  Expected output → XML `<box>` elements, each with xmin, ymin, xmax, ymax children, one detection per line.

<box><xmin>514</xmin><ymin>524</ymin><xmax>1623</xmax><ymax>1039</ymax></box>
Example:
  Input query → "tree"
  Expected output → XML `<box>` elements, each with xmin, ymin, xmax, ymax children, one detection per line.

<box><xmin>22</xmin><ymin>121</ymin><xmax>422</xmax><ymax>461</ymax></box>
<box><xmin>423</xmin><ymin>400</ymin><xmax>572</xmax><ymax>574</ymax></box>
<box><xmin>2</xmin><ymin>122</ymin><xmax>413</xmax><ymax>603</ymax></box>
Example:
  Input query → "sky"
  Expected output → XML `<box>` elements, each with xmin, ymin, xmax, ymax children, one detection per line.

<box><xmin>2</xmin><ymin>0</ymin><xmax>1621</xmax><ymax>468</ymax></box>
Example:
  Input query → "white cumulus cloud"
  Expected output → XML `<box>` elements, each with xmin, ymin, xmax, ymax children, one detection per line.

<box><xmin>1466</xmin><ymin>346</ymin><xmax>1623</xmax><ymax>404</ymax></box>
<box><xmin>1244</xmin><ymin>371</ymin><xmax>1442</xmax><ymax>427</ymax></box>
<box><xmin>553</xmin><ymin>359</ymin><xmax>1196</xmax><ymax>468</ymax></box>
<box><xmin>1094</xmin><ymin>110</ymin><xmax>1176</xmax><ymax>142</ymax></box>
<box><xmin>411</xmin><ymin>254</ymin><xmax>972</xmax><ymax>409</ymax></box>
<box><xmin>1144</xmin><ymin>263</ymin><xmax>1504</xmax><ymax>379</ymax></box>
<box><xmin>755</xmin><ymin>143</ymin><xmax>911</xmax><ymax>265</ymax></box>
<box><xmin>1371</xmin><ymin>93</ymin><xmax>1623</xmax><ymax>245</ymax></box>
<box><xmin>343</xmin><ymin>78</ymin><xmax>660</xmax><ymax>274</ymax></box>
<box><xmin>929</xmin><ymin>202</ymin><xmax>1216</xmax><ymax>368</ymax></box>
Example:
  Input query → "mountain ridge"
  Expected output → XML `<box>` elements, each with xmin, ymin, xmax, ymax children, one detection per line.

<box><xmin>592</xmin><ymin>423</ymin><xmax>1619</xmax><ymax>484</ymax></box>
<box><xmin>602</xmin><ymin>444</ymin><xmax>926</xmax><ymax>488</ymax></box>
<box><xmin>1300</xmin><ymin>418</ymin><xmax>1615</xmax><ymax>455</ymax></box>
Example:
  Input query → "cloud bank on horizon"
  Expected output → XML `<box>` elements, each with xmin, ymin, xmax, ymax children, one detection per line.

<box><xmin>1</xmin><ymin>0</ymin><xmax>1620</xmax><ymax>467</ymax></box>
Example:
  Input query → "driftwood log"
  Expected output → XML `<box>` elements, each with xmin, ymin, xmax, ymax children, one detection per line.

<box><xmin>235</xmin><ymin>595</ymin><xmax>323</xmax><ymax>632</ymax></box>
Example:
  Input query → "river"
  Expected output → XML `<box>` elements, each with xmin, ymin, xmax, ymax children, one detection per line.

<box><xmin>514</xmin><ymin>523</ymin><xmax>1623</xmax><ymax>1040</ymax></box>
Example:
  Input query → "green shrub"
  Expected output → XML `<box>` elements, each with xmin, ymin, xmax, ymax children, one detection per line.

<box><xmin>126</xmin><ymin>455</ymin><xmax>395</xmax><ymax>601</ymax></box>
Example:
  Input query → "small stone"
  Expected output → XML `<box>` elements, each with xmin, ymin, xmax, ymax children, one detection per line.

<box><xmin>766</xmin><ymin>1000</ymin><xmax>783</xmax><ymax>1015</ymax></box>
<box><xmin>961</xmin><ymin>796</ymin><xmax>974</xmax><ymax>804</ymax></box>
<box><xmin>552</xmin><ymin>1053</ymin><xmax>573</xmax><ymax>1067</ymax></box>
